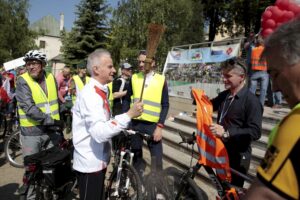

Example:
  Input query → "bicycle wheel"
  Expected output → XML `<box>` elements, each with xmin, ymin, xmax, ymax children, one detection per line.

<box><xmin>164</xmin><ymin>167</ymin><xmax>208</xmax><ymax>200</ymax></box>
<box><xmin>4</xmin><ymin>130</ymin><xmax>24</xmax><ymax>168</ymax></box>
<box><xmin>106</xmin><ymin>162</ymin><xmax>142</xmax><ymax>200</ymax></box>
<box><xmin>144</xmin><ymin>171</ymin><xmax>173</xmax><ymax>200</ymax></box>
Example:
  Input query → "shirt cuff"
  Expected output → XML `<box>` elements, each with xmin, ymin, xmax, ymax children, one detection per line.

<box><xmin>114</xmin><ymin>113</ymin><xmax>131</xmax><ymax>128</ymax></box>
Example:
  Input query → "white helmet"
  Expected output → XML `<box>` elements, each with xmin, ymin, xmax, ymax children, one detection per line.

<box><xmin>24</xmin><ymin>50</ymin><xmax>47</xmax><ymax>64</ymax></box>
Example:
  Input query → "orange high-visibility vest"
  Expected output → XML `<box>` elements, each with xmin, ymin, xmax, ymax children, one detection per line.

<box><xmin>192</xmin><ymin>88</ymin><xmax>231</xmax><ymax>182</ymax></box>
<box><xmin>251</xmin><ymin>46</ymin><xmax>267</xmax><ymax>71</ymax></box>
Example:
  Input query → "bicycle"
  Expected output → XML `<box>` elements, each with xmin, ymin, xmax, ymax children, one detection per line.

<box><xmin>164</xmin><ymin>131</ymin><xmax>249</xmax><ymax>200</ymax></box>
<box><xmin>106</xmin><ymin>129</ymin><xmax>151</xmax><ymax>200</ymax></box>
<box><xmin>0</xmin><ymin>110</ymin><xmax>20</xmax><ymax>140</ymax></box>
<box><xmin>4</xmin><ymin>128</ymin><xmax>23</xmax><ymax>168</ymax></box>
<box><xmin>18</xmin><ymin>126</ymin><xmax>77</xmax><ymax>200</ymax></box>
<box><xmin>143</xmin><ymin>156</ymin><xmax>172</xmax><ymax>200</ymax></box>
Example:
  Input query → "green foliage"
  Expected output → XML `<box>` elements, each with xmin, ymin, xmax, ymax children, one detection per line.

<box><xmin>61</xmin><ymin>0</ymin><xmax>110</xmax><ymax>66</ymax></box>
<box><xmin>107</xmin><ymin>0</ymin><xmax>205</xmax><ymax>72</ymax></box>
<box><xmin>0</xmin><ymin>0</ymin><xmax>37</xmax><ymax>65</ymax></box>
<box><xmin>202</xmin><ymin>0</ymin><xmax>275</xmax><ymax>41</ymax></box>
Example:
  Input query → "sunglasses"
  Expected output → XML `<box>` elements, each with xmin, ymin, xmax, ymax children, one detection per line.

<box><xmin>227</xmin><ymin>58</ymin><xmax>247</xmax><ymax>74</ymax></box>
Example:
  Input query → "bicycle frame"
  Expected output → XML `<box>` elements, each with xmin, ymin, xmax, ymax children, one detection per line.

<box><xmin>178</xmin><ymin>131</ymin><xmax>249</xmax><ymax>200</ymax></box>
<box><xmin>113</xmin><ymin>150</ymin><xmax>135</xmax><ymax>196</ymax></box>
<box><xmin>110</xmin><ymin>130</ymin><xmax>148</xmax><ymax>197</ymax></box>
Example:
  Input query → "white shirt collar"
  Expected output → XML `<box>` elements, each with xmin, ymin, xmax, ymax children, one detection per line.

<box><xmin>90</xmin><ymin>77</ymin><xmax>108</xmax><ymax>94</ymax></box>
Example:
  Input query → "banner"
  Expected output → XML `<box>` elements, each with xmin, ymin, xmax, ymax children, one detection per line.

<box><xmin>4</xmin><ymin>57</ymin><xmax>25</xmax><ymax>71</ymax></box>
<box><xmin>163</xmin><ymin>43</ymin><xmax>240</xmax><ymax>99</ymax></box>
<box><xmin>164</xmin><ymin>43</ymin><xmax>240</xmax><ymax>65</ymax></box>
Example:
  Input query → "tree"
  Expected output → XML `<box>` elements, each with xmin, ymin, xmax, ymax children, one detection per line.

<box><xmin>108</xmin><ymin>0</ymin><xmax>204</xmax><ymax>72</ymax></box>
<box><xmin>202</xmin><ymin>0</ymin><xmax>276</xmax><ymax>41</ymax></box>
<box><xmin>0</xmin><ymin>0</ymin><xmax>37</xmax><ymax>65</ymax></box>
<box><xmin>61</xmin><ymin>0</ymin><xmax>110</xmax><ymax>65</ymax></box>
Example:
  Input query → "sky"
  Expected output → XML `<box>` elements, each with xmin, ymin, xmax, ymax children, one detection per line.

<box><xmin>28</xmin><ymin>0</ymin><xmax>119</xmax><ymax>31</ymax></box>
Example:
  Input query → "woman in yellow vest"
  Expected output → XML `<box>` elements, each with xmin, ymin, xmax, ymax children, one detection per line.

<box><xmin>15</xmin><ymin>50</ymin><xmax>63</xmax><ymax>199</ymax></box>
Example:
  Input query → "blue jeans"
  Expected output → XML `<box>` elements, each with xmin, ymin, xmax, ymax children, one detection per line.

<box><xmin>249</xmin><ymin>71</ymin><xmax>269</xmax><ymax>106</ymax></box>
<box><xmin>273</xmin><ymin>91</ymin><xmax>282</xmax><ymax>105</ymax></box>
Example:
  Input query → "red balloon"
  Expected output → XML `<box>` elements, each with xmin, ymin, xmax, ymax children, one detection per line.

<box><xmin>288</xmin><ymin>2</ymin><xmax>300</xmax><ymax>15</ymax></box>
<box><xmin>270</xmin><ymin>6</ymin><xmax>284</xmax><ymax>21</ymax></box>
<box><xmin>278</xmin><ymin>10</ymin><xmax>295</xmax><ymax>23</ymax></box>
<box><xmin>265</xmin><ymin>6</ymin><xmax>274</xmax><ymax>11</ymax></box>
<box><xmin>262</xmin><ymin>19</ymin><xmax>277</xmax><ymax>29</ymax></box>
<box><xmin>261</xmin><ymin>28</ymin><xmax>274</xmax><ymax>38</ymax></box>
<box><xmin>276</xmin><ymin>22</ymin><xmax>283</xmax><ymax>28</ymax></box>
<box><xmin>283</xmin><ymin>10</ymin><xmax>295</xmax><ymax>20</ymax></box>
<box><xmin>275</xmin><ymin>0</ymin><xmax>290</xmax><ymax>11</ymax></box>
<box><xmin>262</xmin><ymin>10</ymin><xmax>273</xmax><ymax>20</ymax></box>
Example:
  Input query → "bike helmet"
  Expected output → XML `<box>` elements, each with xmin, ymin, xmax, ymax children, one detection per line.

<box><xmin>23</xmin><ymin>50</ymin><xmax>47</xmax><ymax>64</ymax></box>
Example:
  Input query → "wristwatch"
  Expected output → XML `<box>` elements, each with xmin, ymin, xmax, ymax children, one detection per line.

<box><xmin>222</xmin><ymin>131</ymin><xmax>230</xmax><ymax>139</ymax></box>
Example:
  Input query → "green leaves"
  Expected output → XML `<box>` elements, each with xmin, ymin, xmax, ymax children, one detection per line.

<box><xmin>108</xmin><ymin>0</ymin><xmax>204</xmax><ymax>72</ymax></box>
<box><xmin>0</xmin><ymin>0</ymin><xmax>37</xmax><ymax>65</ymax></box>
<box><xmin>61</xmin><ymin>0</ymin><xmax>109</xmax><ymax>66</ymax></box>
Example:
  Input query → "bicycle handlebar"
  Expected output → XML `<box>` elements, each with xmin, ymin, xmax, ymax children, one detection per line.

<box><xmin>123</xmin><ymin>129</ymin><xmax>153</xmax><ymax>142</ymax></box>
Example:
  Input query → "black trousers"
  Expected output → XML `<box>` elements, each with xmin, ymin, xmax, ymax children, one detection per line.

<box><xmin>76</xmin><ymin>168</ymin><xmax>106</xmax><ymax>200</ymax></box>
<box><xmin>130</xmin><ymin>120</ymin><xmax>163</xmax><ymax>179</ymax></box>
<box><xmin>229</xmin><ymin>152</ymin><xmax>251</xmax><ymax>187</ymax></box>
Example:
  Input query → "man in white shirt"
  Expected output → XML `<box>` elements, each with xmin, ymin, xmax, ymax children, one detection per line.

<box><xmin>72</xmin><ymin>49</ymin><xmax>143</xmax><ymax>200</ymax></box>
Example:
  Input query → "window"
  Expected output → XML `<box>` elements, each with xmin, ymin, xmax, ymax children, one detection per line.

<box><xmin>39</xmin><ymin>40</ymin><xmax>46</xmax><ymax>48</ymax></box>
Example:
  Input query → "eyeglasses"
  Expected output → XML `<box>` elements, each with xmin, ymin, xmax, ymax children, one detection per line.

<box><xmin>26</xmin><ymin>61</ymin><xmax>42</xmax><ymax>67</ymax></box>
<box><xmin>226</xmin><ymin>58</ymin><xmax>247</xmax><ymax>74</ymax></box>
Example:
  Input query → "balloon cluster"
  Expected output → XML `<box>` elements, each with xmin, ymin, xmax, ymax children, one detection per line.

<box><xmin>261</xmin><ymin>0</ymin><xmax>300</xmax><ymax>38</ymax></box>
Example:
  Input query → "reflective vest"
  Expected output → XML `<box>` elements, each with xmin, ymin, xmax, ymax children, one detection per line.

<box><xmin>18</xmin><ymin>72</ymin><xmax>60</xmax><ymax>127</ymax></box>
<box><xmin>72</xmin><ymin>75</ymin><xmax>90</xmax><ymax>103</ymax></box>
<box><xmin>251</xmin><ymin>46</ymin><xmax>267</xmax><ymax>71</ymax></box>
<box><xmin>192</xmin><ymin>88</ymin><xmax>231</xmax><ymax>181</ymax></box>
<box><xmin>268</xmin><ymin>102</ymin><xmax>300</xmax><ymax>146</ymax></box>
<box><xmin>107</xmin><ymin>82</ymin><xmax>113</xmax><ymax>110</ymax></box>
<box><xmin>132</xmin><ymin>72</ymin><xmax>164</xmax><ymax>123</ymax></box>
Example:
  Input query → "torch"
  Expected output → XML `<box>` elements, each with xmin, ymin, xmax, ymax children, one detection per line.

<box><xmin>139</xmin><ymin>23</ymin><xmax>166</xmax><ymax>101</ymax></box>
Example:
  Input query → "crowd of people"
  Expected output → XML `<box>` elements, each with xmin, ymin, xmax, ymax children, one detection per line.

<box><xmin>2</xmin><ymin>18</ymin><xmax>298</xmax><ymax>200</ymax></box>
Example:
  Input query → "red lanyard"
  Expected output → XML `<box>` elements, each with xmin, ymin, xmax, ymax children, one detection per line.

<box><xmin>94</xmin><ymin>86</ymin><xmax>110</xmax><ymax>115</ymax></box>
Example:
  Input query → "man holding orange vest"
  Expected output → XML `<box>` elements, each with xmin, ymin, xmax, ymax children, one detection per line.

<box><xmin>209</xmin><ymin>58</ymin><xmax>263</xmax><ymax>187</ymax></box>
<box><xmin>249</xmin><ymin>37</ymin><xmax>269</xmax><ymax>106</ymax></box>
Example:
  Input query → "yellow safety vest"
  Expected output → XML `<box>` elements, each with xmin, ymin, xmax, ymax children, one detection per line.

<box><xmin>131</xmin><ymin>72</ymin><xmax>164</xmax><ymax>122</ymax></box>
<box><xmin>18</xmin><ymin>72</ymin><xmax>60</xmax><ymax>127</ymax></box>
<box><xmin>107</xmin><ymin>82</ymin><xmax>113</xmax><ymax>110</ymax></box>
<box><xmin>72</xmin><ymin>75</ymin><xmax>90</xmax><ymax>103</ymax></box>
<box><xmin>268</xmin><ymin>103</ymin><xmax>300</xmax><ymax>146</ymax></box>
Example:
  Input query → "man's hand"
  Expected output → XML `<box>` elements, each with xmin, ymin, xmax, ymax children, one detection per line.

<box><xmin>126</xmin><ymin>101</ymin><xmax>143</xmax><ymax>119</ymax></box>
<box><xmin>209</xmin><ymin>123</ymin><xmax>225</xmax><ymax>138</ymax></box>
<box><xmin>153</xmin><ymin>126</ymin><xmax>162</xmax><ymax>142</ymax></box>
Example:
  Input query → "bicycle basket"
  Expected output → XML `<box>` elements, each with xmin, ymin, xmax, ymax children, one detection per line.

<box><xmin>24</xmin><ymin>146</ymin><xmax>73</xmax><ymax>188</ymax></box>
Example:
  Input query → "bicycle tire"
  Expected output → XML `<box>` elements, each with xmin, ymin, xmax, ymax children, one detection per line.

<box><xmin>106</xmin><ymin>162</ymin><xmax>143</xmax><ymax>200</ymax></box>
<box><xmin>164</xmin><ymin>167</ymin><xmax>208</xmax><ymax>200</ymax></box>
<box><xmin>4</xmin><ymin>129</ymin><xmax>24</xmax><ymax>168</ymax></box>
<box><xmin>144</xmin><ymin>171</ymin><xmax>172</xmax><ymax>200</ymax></box>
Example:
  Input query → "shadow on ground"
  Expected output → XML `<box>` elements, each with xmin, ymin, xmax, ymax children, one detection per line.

<box><xmin>0</xmin><ymin>183</ymin><xmax>20</xmax><ymax>200</ymax></box>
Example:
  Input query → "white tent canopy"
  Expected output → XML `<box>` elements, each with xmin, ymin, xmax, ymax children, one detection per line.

<box><xmin>3</xmin><ymin>57</ymin><xmax>25</xmax><ymax>71</ymax></box>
